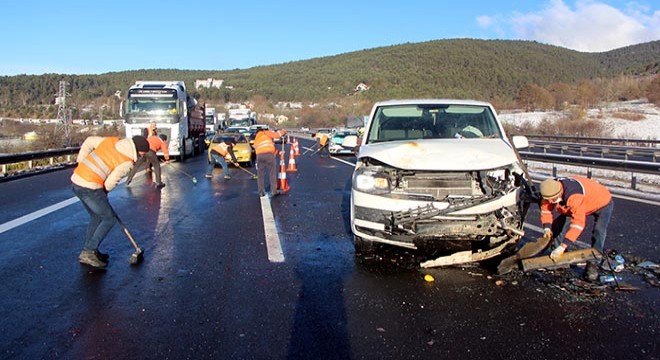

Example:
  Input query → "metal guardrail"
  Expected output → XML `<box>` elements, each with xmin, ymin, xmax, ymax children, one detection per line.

<box><xmin>525</xmin><ymin>135</ymin><xmax>660</xmax><ymax>147</ymax></box>
<box><xmin>0</xmin><ymin>147</ymin><xmax>80</xmax><ymax>179</ymax></box>
<box><xmin>528</xmin><ymin>141</ymin><xmax>660</xmax><ymax>162</ymax></box>
<box><xmin>1</xmin><ymin>139</ymin><xmax>658</xmax><ymax>189</ymax></box>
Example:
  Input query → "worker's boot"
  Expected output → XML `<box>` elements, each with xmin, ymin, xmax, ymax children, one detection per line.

<box><xmin>95</xmin><ymin>250</ymin><xmax>109</xmax><ymax>261</ymax></box>
<box><xmin>585</xmin><ymin>262</ymin><xmax>599</xmax><ymax>282</ymax></box>
<box><xmin>79</xmin><ymin>250</ymin><xmax>107</xmax><ymax>268</ymax></box>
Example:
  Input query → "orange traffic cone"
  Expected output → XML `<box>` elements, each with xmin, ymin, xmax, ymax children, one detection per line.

<box><xmin>277</xmin><ymin>151</ymin><xmax>291</xmax><ymax>193</ymax></box>
<box><xmin>293</xmin><ymin>138</ymin><xmax>300</xmax><ymax>156</ymax></box>
<box><xmin>287</xmin><ymin>147</ymin><xmax>297</xmax><ymax>172</ymax></box>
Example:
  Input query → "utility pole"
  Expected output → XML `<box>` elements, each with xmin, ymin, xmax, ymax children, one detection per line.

<box><xmin>54</xmin><ymin>81</ymin><xmax>71</xmax><ymax>146</ymax></box>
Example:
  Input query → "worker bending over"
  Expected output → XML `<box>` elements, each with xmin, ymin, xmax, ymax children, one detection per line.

<box><xmin>315</xmin><ymin>132</ymin><xmax>330</xmax><ymax>157</ymax></box>
<box><xmin>71</xmin><ymin>135</ymin><xmax>150</xmax><ymax>268</ymax></box>
<box><xmin>126</xmin><ymin>134</ymin><xmax>169</xmax><ymax>188</ymax></box>
<box><xmin>206</xmin><ymin>137</ymin><xmax>238</xmax><ymax>180</ymax></box>
<box><xmin>539</xmin><ymin>176</ymin><xmax>614</xmax><ymax>281</ymax></box>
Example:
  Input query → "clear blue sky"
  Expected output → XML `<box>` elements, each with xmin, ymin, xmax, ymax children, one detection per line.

<box><xmin>2</xmin><ymin>0</ymin><xmax>658</xmax><ymax>76</ymax></box>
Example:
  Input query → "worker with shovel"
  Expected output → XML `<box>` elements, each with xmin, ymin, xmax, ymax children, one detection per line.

<box><xmin>253</xmin><ymin>127</ymin><xmax>286</xmax><ymax>197</ymax></box>
<box><xmin>539</xmin><ymin>176</ymin><xmax>613</xmax><ymax>281</ymax></box>
<box><xmin>71</xmin><ymin>135</ymin><xmax>150</xmax><ymax>268</ymax></box>
<box><xmin>206</xmin><ymin>136</ymin><xmax>238</xmax><ymax>180</ymax></box>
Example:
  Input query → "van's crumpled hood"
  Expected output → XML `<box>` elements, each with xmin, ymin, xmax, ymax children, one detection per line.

<box><xmin>358</xmin><ymin>139</ymin><xmax>518</xmax><ymax>171</ymax></box>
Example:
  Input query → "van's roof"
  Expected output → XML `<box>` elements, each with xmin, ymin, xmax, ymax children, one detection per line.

<box><xmin>373</xmin><ymin>99</ymin><xmax>492</xmax><ymax>107</ymax></box>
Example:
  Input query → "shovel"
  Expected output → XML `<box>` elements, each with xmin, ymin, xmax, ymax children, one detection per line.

<box><xmin>497</xmin><ymin>236</ymin><xmax>551</xmax><ymax>275</ymax></box>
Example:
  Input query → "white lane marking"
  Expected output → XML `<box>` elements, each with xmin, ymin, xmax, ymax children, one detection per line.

<box><xmin>260</xmin><ymin>195</ymin><xmax>285</xmax><ymax>262</ymax></box>
<box><xmin>0</xmin><ymin>197</ymin><xmax>79</xmax><ymax>235</ymax></box>
<box><xmin>331</xmin><ymin>156</ymin><xmax>356</xmax><ymax>167</ymax></box>
<box><xmin>612</xmin><ymin>193</ymin><xmax>660</xmax><ymax>206</ymax></box>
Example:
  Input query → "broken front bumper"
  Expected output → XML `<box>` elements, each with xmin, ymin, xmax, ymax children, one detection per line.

<box><xmin>351</xmin><ymin>189</ymin><xmax>523</xmax><ymax>249</ymax></box>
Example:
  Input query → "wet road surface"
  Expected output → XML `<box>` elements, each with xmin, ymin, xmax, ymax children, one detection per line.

<box><xmin>0</xmin><ymin>138</ymin><xmax>658</xmax><ymax>359</ymax></box>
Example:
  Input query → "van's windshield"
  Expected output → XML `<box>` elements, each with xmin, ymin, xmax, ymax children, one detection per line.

<box><xmin>367</xmin><ymin>104</ymin><xmax>502</xmax><ymax>143</ymax></box>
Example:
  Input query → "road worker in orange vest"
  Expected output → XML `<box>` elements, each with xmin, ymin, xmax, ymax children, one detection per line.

<box><xmin>126</xmin><ymin>134</ymin><xmax>169</xmax><ymax>188</ymax></box>
<box><xmin>539</xmin><ymin>176</ymin><xmax>614</xmax><ymax>281</ymax></box>
<box><xmin>254</xmin><ymin>128</ymin><xmax>286</xmax><ymax>197</ymax></box>
<box><xmin>205</xmin><ymin>136</ymin><xmax>238</xmax><ymax>180</ymax></box>
<box><xmin>71</xmin><ymin>135</ymin><xmax>150</xmax><ymax>268</ymax></box>
<box><xmin>315</xmin><ymin>132</ymin><xmax>330</xmax><ymax>157</ymax></box>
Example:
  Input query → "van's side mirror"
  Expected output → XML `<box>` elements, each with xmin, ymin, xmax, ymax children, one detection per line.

<box><xmin>512</xmin><ymin>135</ymin><xmax>529</xmax><ymax>149</ymax></box>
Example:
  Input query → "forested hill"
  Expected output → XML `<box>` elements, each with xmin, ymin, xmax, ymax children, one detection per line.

<box><xmin>1</xmin><ymin>39</ymin><xmax>658</xmax><ymax>108</ymax></box>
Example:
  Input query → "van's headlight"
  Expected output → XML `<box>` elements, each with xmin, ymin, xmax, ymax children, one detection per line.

<box><xmin>353</xmin><ymin>166</ymin><xmax>391</xmax><ymax>194</ymax></box>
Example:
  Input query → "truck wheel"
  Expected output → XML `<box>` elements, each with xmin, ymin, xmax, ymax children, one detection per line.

<box><xmin>178</xmin><ymin>141</ymin><xmax>186</xmax><ymax>162</ymax></box>
<box><xmin>353</xmin><ymin>235</ymin><xmax>375</xmax><ymax>256</ymax></box>
<box><xmin>198</xmin><ymin>137</ymin><xmax>205</xmax><ymax>154</ymax></box>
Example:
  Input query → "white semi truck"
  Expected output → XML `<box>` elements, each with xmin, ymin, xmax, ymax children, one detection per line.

<box><xmin>122</xmin><ymin>81</ymin><xmax>206</xmax><ymax>161</ymax></box>
<box><xmin>205</xmin><ymin>107</ymin><xmax>219</xmax><ymax>132</ymax></box>
<box><xmin>228</xmin><ymin>108</ymin><xmax>256</xmax><ymax>127</ymax></box>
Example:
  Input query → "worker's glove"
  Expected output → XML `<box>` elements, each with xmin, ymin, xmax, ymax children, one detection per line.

<box><xmin>550</xmin><ymin>245</ymin><xmax>566</xmax><ymax>260</ymax></box>
<box><xmin>543</xmin><ymin>228</ymin><xmax>553</xmax><ymax>240</ymax></box>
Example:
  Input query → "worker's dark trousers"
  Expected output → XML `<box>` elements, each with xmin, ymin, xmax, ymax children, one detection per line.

<box><xmin>319</xmin><ymin>144</ymin><xmax>329</xmax><ymax>157</ymax></box>
<box><xmin>72</xmin><ymin>184</ymin><xmax>116</xmax><ymax>252</ymax></box>
<box><xmin>127</xmin><ymin>150</ymin><xmax>162</xmax><ymax>183</ymax></box>
<box><xmin>551</xmin><ymin>200</ymin><xmax>614</xmax><ymax>253</ymax></box>
<box><xmin>207</xmin><ymin>152</ymin><xmax>230</xmax><ymax>177</ymax></box>
<box><xmin>256</xmin><ymin>153</ymin><xmax>277</xmax><ymax>195</ymax></box>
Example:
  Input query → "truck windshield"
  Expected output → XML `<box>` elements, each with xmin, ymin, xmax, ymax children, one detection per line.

<box><xmin>230</xmin><ymin>119</ymin><xmax>251</xmax><ymax>127</ymax></box>
<box><xmin>127</xmin><ymin>98</ymin><xmax>178</xmax><ymax>115</ymax></box>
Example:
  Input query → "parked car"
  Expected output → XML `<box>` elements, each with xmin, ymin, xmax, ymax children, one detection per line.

<box><xmin>204</xmin><ymin>132</ymin><xmax>215</xmax><ymax>147</ymax></box>
<box><xmin>210</xmin><ymin>132</ymin><xmax>253</xmax><ymax>167</ymax></box>
<box><xmin>329</xmin><ymin>129</ymin><xmax>359</xmax><ymax>155</ymax></box>
<box><xmin>350</xmin><ymin>99</ymin><xmax>533</xmax><ymax>262</ymax></box>
<box><xmin>225</xmin><ymin>126</ymin><xmax>250</xmax><ymax>134</ymax></box>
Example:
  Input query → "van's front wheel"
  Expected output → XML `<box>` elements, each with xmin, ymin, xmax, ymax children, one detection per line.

<box><xmin>353</xmin><ymin>235</ymin><xmax>375</xmax><ymax>256</ymax></box>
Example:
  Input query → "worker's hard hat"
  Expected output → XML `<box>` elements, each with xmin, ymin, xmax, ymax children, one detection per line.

<box><xmin>540</xmin><ymin>179</ymin><xmax>562</xmax><ymax>199</ymax></box>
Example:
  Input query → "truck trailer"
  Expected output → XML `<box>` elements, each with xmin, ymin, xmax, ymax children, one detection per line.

<box><xmin>123</xmin><ymin>81</ymin><xmax>206</xmax><ymax>161</ymax></box>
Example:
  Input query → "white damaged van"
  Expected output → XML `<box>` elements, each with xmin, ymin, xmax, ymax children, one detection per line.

<box><xmin>350</xmin><ymin>99</ymin><xmax>534</xmax><ymax>262</ymax></box>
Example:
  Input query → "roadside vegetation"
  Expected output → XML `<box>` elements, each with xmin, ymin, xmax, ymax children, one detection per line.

<box><xmin>1</xmin><ymin>39</ymin><xmax>658</xmax><ymax>153</ymax></box>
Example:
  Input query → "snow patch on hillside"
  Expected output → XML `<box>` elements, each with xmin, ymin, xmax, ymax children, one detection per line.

<box><xmin>499</xmin><ymin>100</ymin><xmax>660</xmax><ymax>140</ymax></box>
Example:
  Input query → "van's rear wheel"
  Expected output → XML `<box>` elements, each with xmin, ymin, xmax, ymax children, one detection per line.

<box><xmin>353</xmin><ymin>235</ymin><xmax>375</xmax><ymax>256</ymax></box>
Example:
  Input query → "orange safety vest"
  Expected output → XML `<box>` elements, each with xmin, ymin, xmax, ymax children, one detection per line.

<box><xmin>253</xmin><ymin>131</ymin><xmax>278</xmax><ymax>155</ymax></box>
<box><xmin>318</xmin><ymin>133</ymin><xmax>329</xmax><ymax>146</ymax></box>
<box><xmin>208</xmin><ymin>142</ymin><xmax>231</xmax><ymax>160</ymax></box>
<box><xmin>540</xmin><ymin>176</ymin><xmax>612</xmax><ymax>242</ymax></box>
<box><xmin>73</xmin><ymin>137</ymin><xmax>133</xmax><ymax>186</ymax></box>
<box><xmin>148</xmin><ymin>135</ymin><xmax>169</xmax><ymax>159</ymax></box>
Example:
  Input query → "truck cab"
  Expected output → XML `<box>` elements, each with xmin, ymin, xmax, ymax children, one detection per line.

<box><xmin>123</xmin><ymin>81</ymin><xmax>206</xmax><ymax>161</ymax></box>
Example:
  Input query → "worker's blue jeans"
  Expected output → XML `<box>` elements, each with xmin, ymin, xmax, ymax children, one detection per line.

<box><xmin>551</xmin><ymin>200</ymin><xmax>614</xmax><ymax>253</ymax></box>
<box><xmin>206</xmin><ymin>152</ymin><xmax>229</xmax><ymax>177</ymax></box>
<box><xmin>72</xmin><ymin>184</ymin><xmax>116</xmax><ymax>252</ymax></box>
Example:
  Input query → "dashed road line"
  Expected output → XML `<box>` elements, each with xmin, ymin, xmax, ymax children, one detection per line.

<box><xmin>260</xmin><ymin>195</ymin><xmax>285</xmax><ymax>262</ymax></box>
<box><xmin>0</xmin><ymin>197</ymin><xmax>79</xmax><ymax>235</ymax></box>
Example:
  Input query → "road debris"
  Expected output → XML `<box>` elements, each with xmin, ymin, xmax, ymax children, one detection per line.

<box><xmin>521</xmin><ymin>248</ymin><xmax>602</xmax><ymax>272</ymax></box>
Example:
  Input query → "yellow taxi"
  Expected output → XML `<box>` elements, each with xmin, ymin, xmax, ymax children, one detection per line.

<box><xmin>210</xmin><ymin>132</ymin><xmax>254</xmax><ymax>167</ymax></box>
